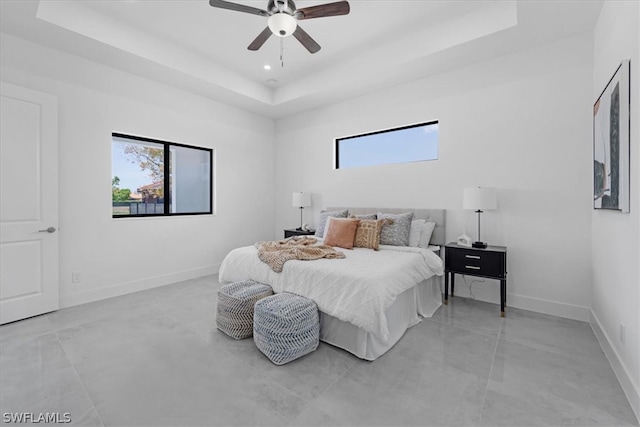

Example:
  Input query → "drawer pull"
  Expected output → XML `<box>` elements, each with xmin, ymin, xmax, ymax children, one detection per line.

<box><xmin>465</xmin><ymin>255</ymin><xmax>481</xmax><ymax>259</ymax></box>
<box><xmin>465</xmin><ymin>265</ymin><xmax>481</xmax><ymax>270</ymax></box>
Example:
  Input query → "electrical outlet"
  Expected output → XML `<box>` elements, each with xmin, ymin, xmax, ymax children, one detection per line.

<box><xmin>72</xmin><ymin>271</ymin><xmax>81</xmax><ymax>283</ymax></box>
<box><xmin>619</xmin><ymin>324</ymin><xmax>626</xmax><ymax>345</ymax></box>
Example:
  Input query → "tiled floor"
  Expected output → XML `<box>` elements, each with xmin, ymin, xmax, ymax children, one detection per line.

<box><xmin>0</xmin><ymin>275</ymin><xmax>637</xmax><ymax>426</ymax></box>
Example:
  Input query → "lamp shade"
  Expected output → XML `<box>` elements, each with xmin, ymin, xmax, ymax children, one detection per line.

<box><xmin>268</xmin><ymin>13</ymin><xmax>297</xmax><ymax>37</ymax></box>
<box><xmin>292</xmin><ymin>192</ymin><xmax>311</xmax><ymax>208</ymax></box>
<box><xmin>463</xmin><ymin>187</ymin><xmax>497</xmax><ymax>211</ymax></box>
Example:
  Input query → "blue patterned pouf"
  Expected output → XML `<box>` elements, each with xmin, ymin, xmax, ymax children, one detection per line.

<box><xmin>216</xmin><ymin>280</ymin><xmax>273</xmax><ymax>339</ymax></box>
<box><xmin>253</xmin><ymin>293</ymin><xmax>320</xmax><ymax>365</ymax></box>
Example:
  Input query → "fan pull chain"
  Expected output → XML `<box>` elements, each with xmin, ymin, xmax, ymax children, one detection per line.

<box><xmin>280</xmin><ymin>37</ymin><xmax>284</xmax><ymax>67</ymax></box>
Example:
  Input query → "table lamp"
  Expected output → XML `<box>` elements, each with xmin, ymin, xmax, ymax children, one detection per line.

<box><xmin>292</xmin><ymin>192</ymin><xmax>311</xmax><ymax>230</ymax></box>
<box><xmin>463</xmin><ymin>187</ymin><xmax>497</xmax><ymax>249</ymax></box>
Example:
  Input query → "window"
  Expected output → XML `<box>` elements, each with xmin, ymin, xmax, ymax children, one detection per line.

<box><xmin>111</xmin><ymin>133</ymin><xmax>213</xmax><ymax>217</ymax></box>
<box><xmin>335</xmin><ymin>121</ymin><xmax>438</xmax><ymax>169</ymax></box>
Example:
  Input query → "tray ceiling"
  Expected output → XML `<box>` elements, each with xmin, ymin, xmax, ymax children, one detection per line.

<box><xmin>0</xmin><ymin>1</ymin><xmax>602</xmax><ymax>118</ymax></box>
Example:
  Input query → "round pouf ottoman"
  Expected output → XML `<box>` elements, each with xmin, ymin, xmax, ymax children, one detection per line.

<box><xmin>253</xmin><ymin>293</ymin><xmax>320</xmax><ymax>365</ymax></box>
<box><xmin>216</xmin><ymin>280</ymin><xmax>273</xmax><ymax>339</ymax></box>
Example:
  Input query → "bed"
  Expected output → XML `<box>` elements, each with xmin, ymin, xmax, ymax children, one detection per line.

<box><xmin>218</xmin><ymin>208</ymin><xmax>446</xmax><ymax>360</ymax></box>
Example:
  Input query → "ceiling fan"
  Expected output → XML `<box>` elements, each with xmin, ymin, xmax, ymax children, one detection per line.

<box><xmin>209</xmin><ymin>0</ymin><xmax>350</xmax><ymax>54</ymax></box>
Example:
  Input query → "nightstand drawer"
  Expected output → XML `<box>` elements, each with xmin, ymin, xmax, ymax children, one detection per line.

<box><xmin>445</xmin><ymin>248</ymin><xmax>505</xmax><ymax>279</ymax></box>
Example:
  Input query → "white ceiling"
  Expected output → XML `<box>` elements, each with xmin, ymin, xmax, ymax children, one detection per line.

<box><xmin>0</xmin><ymin>0</ymin><xmax>602</xmax><ymax>119</ymax></box>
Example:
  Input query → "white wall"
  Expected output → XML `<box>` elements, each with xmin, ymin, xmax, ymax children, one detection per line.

<box><xmin>274</xmin><ymin>34</ymin><xmax>594</xmax><ymax>320</ymax></box>
<box><xmin>591</xmin><ymin>0</ymin><xmax>640</xmax><ymax>419</ymax></box>
<box><xmin>0</xmin><ymin>34</ymin><xmax>276</xmax><ymax>307</ymax></box>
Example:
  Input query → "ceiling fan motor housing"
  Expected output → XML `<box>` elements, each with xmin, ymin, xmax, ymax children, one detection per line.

<box><xmin>268</xmin><ymin>0</ymin><xmax>297</xmax><ymax>15</ymax></box>
<box><xmin>268</xmin><ymin>13</ymin><xmax>297</xmax><ymax>37</ymax></box>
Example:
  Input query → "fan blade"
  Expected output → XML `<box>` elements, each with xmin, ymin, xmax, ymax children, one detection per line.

<box><xmin>248</xmin><ymin>27</ymin><xmax>273</xmax><ymax>51</ymax></box>
<box><xmin>209</xmin><ymin>0</ymin><xmax>268</xmax><ymax>17</ymax></box>
<box><xmin>293</xmin><ymin>25</ymin><xmax>321</xmax><ymax>54</ymax></box>
<box><xmin>295</xmin><ymin>1</ymin><xmax>349</xmax><ymax>20</ymax></box>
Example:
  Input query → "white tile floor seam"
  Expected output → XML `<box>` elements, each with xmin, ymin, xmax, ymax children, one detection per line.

<box><xmin>52</xmin><ymin>330</ymin><xmax>106</xmax><ymax>427</ymax></box>
<box><xmin>477</xmin><ymin>316</ymin><xmax>504</xmax><ymax>426</ymax></box>
<box><xmin>1</xmin><ymin>275</ymin><xmax>638</xmax><ymax>427</ymax></box>
<box><xmin>296</xmin><ymin>358</ymin><xmax>357</xmax><ymax>406</ymax></box>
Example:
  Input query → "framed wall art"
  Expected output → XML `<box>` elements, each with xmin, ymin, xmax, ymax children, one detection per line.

<box><xmin>593</xmin><ymin>60</ymin><xmax>630</xmax><ymax>213</ymax></box>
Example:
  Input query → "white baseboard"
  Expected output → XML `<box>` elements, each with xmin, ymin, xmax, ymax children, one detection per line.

<box><xmin>506</xmin><ymin>293</ymin><xmax>591</xmax><ymax>321</ymax></box>
<box><xmin>59</xmin><ymin>265</ymin><xmax>219</xmax><ymax>308</ymax></box>
<box><xmin>590</xmin><ymin>310</ymin><xmax>640</xmax><ymax>424</ymax></box>
<box><xmin>451</xmin><ymin>285</ymin><xmax>591</xmax><ymax>321</ymax></box>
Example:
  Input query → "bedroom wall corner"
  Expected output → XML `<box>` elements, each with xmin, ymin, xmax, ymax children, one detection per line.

<box><xmin>0</xmin><ymin>33</ymin><xmax>277</xmax><ymax>309</ymax></box>
<box><xmin>591</xmin><ymin>1</ymin><xmax>640</xmax><ymax>421</ymax></box>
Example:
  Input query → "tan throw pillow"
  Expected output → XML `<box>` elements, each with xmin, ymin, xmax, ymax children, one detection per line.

<box><xmin>354</xmin><ymin>219</ymin><xmax>392</xmax><ymax>250</ymax></box>
<box><xmin>324</xmin><ymin>218</ymin><xmax>360</xmax><ymax>249</ymax></box>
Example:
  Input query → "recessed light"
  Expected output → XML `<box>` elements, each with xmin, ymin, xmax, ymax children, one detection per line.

<box><xmin>264</xmin><ymin>65</ymin><xmax>271</xmax><ymax>71</ymax></box>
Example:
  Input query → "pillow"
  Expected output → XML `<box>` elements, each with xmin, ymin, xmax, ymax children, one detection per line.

<box><xmin>419</xmin><ymin>222</ymin><xmax>436</xmax><ymax>248</ymax></box>
<box><xmin>378</xmin><ymin>212</ymin><xmax>414</xmax><ymax>246</ymax></box>
<box><xmin>322</xmin><ymin>216</ymin><xmax>335</xmax><ymax>238</ymax></box>
<box><xmin>315</xmin><ymin>209</ymin><xmax>348</xmax><ymax>237</ymax></box>
<box><xmin>408</xmin><ymin>219</ymin><xmax>427</xmax><ymax>247</ymax></box>
<box><xmin>354</xmin><ymin>218</ymin><xmax>392</xmax><ymax>250</ymax></box>
<box><xmin>349</xmin><ymin>213</ymin><xmax>377</xmax><ymax>220</ymax></box>
<box><xmin>323</xmin><ymin>218</ymin><xmax>360</xmax><ymax>249</ymax></box>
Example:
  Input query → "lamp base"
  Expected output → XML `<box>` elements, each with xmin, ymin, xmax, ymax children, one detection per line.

<box><xmin>472</xmin><ymin>241</ymin><xmax>488</xmax><ymax>249</ymax></box>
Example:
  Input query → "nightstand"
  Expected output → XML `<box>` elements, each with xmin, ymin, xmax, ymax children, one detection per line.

<box><xmin>284</xmin><ymin>228</ymin><xmax>316</xmax><ymax>238</ymax></box>
<box><xmin>444</xmin><ymin>242</ymin><xmax>508</xmax><ymax>317</ymax></box>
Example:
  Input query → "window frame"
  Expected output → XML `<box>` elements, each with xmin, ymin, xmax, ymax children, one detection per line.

<box><xmin>334</xmin><ymin>120</ymin><xmax>439</xmax><ymax>169</ymax></box>
<box><xmin>112</xmin><ymin>132</ymin><xmax>213</xmax><ymax>219</ymax></box>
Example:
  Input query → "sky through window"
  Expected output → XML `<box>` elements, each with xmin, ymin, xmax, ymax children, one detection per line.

<box><xmin>336</xmin><ymin>121</ymin><xmax>438</xmax><ymax>169</ymax></box>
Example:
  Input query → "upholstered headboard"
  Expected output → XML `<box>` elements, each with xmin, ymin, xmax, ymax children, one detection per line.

<box><xmin>326</xmin><ymin>207</ymin><xmax>446</xmax><ymax>246</ymax></box>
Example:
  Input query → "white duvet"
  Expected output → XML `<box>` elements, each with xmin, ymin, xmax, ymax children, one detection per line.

<box><xmin>218</xmin><ymin>243</ymin><xmax>444</xmax><ymax>340</ymax></box>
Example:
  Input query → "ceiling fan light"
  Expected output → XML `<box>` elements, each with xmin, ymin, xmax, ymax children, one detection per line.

<box><xmin>268</xmin><ymin>13</ymin><xmax>297</xmax><ymax>37</ymax></box>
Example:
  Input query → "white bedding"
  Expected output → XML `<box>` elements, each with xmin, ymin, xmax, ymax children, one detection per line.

<box><xmin>218</xmin><ymin>243</ymin><xmax>444</xmax><ymax>340</ymax></box>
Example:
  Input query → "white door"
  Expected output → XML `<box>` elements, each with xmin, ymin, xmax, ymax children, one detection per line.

<box><xmin>1</xmin><ymin>82</ymin><xmax>59</xmax><ymax>325</ymax></box>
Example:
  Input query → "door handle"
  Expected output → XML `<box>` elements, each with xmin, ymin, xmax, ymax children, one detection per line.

<box><xmin>38</xmin><ymin>227</ymin><xmax>56</xmax><ymax>233</ymax></box>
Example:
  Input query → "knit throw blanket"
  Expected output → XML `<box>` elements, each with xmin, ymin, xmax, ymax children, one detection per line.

<box><xmin>255</xmin><ymin>236</ymin><xmax>346</xmax><ymax>273</ymax></box>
